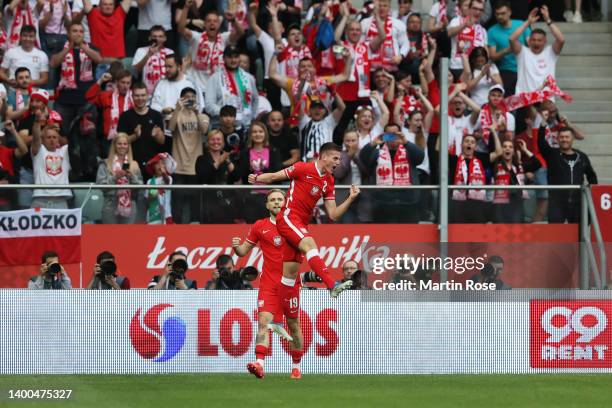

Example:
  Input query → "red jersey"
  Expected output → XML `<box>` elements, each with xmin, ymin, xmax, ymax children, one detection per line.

<box><xmin>245</xmin><ymin>217</ymin><xmax>283</xmax><ymax>288</ymax></box>
<box><xmin>283</xmin><ymin>161</ymin><xmax>335</xmax><ymax>225</ymax></box>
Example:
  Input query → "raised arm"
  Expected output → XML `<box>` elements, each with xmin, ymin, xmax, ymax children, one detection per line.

<box><xmin>510</xmin><ymin>8</ymin><xmax>539</xmax><ymax>55</ymax></box>
<box><xmin>227</xmin><ymin>11</ymin><xmax>245</xmax><ymax>45</ymax></box>
<box><xmin>247</xmin><ymin>168</ymin><xmax>289</xmax><ymax>184</ymax></box>
<box><xmin>324</xmin><ymin>185</ymin><xmax>360</xmax><ymax>222</ymax></box>
<box><xmin>232</xmin><ymin>237</ymin><xmax>255</xmax><ymax>257</ymax></box>
<box><xmin>334</xmin><ymin>2</ymin><xmax>350</xmax><ymax>43</ymax></box>
<box><xmin>328</xmin><ymin>50</ymin><xmax>353</xmax><ymax>84</ymax></box>
<box><xmin>247</xmin><ymin>2</ymin><xmax>263</xmax><ymax>38</ymax></box>
<box><xmin>369</xmin><ymin>7</ymin><xmax>387</xmax><ymax>52</ymax></box>
<box><xmin>120</xmin><ymin>0</ymin><xmax>131</xmax><ymax>14</ymax></box>
<box><xmin>177</xmin><ymin>1</ymin><xmax>193</xmax><ymax>40</ymax></box>
<box><xmin>268</xmin><ymin>49</ymin><xmax>289</xmax><ymax>89</ymax></box>
<box><xmin>82</xmin><ymin>0</ymin><xmax>93</xmax><ymax>14</ymax></box>
<box><xmin>447</xmin><ymin>15</ymin><xmax>473</xmax><ymax>38</ymax></box>
<box><xmin>488</xmin><ymin>125</ymin><xmax>503</xmax><ymax>162</ymax></box>
<box><xmin>372</xmin><ymin>90</ymin><xmax>389</xmax><ymax>128</ymax></box>
<box><xmin>332</xmin><ymin>92</ymin><xmax>346</xmax><ymax>123</ymax></box>
<box><xmin>540</xmin><ymin>6</ymin><xmax>564</xmax><ymax>55</ymax></box>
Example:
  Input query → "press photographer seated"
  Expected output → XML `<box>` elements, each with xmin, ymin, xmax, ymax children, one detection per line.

<box><xmin>148</xmin><ymin>251</ymin><xmax>197</xmax><ymax>290</ymax></box>
<box><xmin>211</xmin><ymin>254</ymin><xmax>258</xmax><ymax>290</ymax></box>
<box><xmin>28</xmin><ymin>251</ymin><xmax>72</xmax><ymax>290</ymax></box>
<box><xmin>86</xmin><ymin>251</ymin><xmax>131</xmax><ymax>290</ymax></box>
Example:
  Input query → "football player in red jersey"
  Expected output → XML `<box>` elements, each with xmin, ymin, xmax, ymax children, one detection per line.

<box><xmin>248</xmin><ymin>142</ymin><xmax>360</xmax><ymax>317</ymax></box>
<box><xmin>232</xmin><ymin>189</ymin><xmax>305</xmax><ymax>379</ymax></box>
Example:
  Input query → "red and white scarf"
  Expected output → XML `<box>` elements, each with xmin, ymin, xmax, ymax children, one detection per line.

<box><xmin>344</xmin><ymin>40</ymin><xmax>371</xmax><ymax>98</ymax></box>
<box><xmin>376</xmin><ymin>143</ymin><xmax>412</xmax><ymax>185</ymax></box>
<box><xmin>493</xmin><ymin>161</ymin><xmax>528</xmax><ymax>204</ymax></box>
<box><xmin>109</xmin><ymin>90</ymin><xmax>133</xmax><ymax>139</ymax></box>
<box><xmin>220</xmin><ymin>66</ymin><xmax>252</xmax><ymax>109</ymax></box>
<box><xmin>455</xmin><ymin>18</ymin><xmax>485</xmax><ymax>57</ymax></box>
<box><xmin>452</xmin><ymin>155</ymin><xmax>486</xmax><ymax>201</ymax></box>
<box><xmin>58</xmin><ymin>43</ymin><xmax>94</xmax><ymax>90</ymax></box>
<box><xmin>9</xmin><ymin>5</ymin><xmax>38</xmax><ymax>48</ymax></box>
<box><xmin>438</xmin><ymin>0</ymin><xmax>448</xmax><ymax>24</ymax></box>
<box><xmin>289</xmin><ymin>75</ymin><xmax>331</xmax><ymax>126</ymax></box>
<box><xmin>113</xmin><ymin>156</ymin><xmax>132</xmax><ymax>218</ymax></box>
<box><xmin>278</xmin><ymin>44</ymin><xmax>311</xmax><ymax>79</ymax></box>
<box><xmin>367</xmin><ymin>16</ymin><xmax>395</xmax><ymax>70</ymax></box>
<box><xmin>480</xmin><ymin>76</ymin><xmax>572</xmax><ymax>144</ymax></box>
<box><xmin>144</xmin><ymin>48</ymin><xmax>169</xmax><ymax>94</ymax></box>
<box><xmin>15</xmin><ymin>88</ymin><xmax>29</xmax><ymax>110</ymax></box>
<box><xmin>228</xmin><ymin>0</ymin><xmax>248</xmax><ymax>31</ymax></box>
<box><xmin>0</xmin><ymin>28</ymin><xmax>8</xmax><ymax>50</ymax></box>
<box><xmin>193</xmin><ymin>33</ymin><xmax>224</xmax><ymax>75</ymax></box>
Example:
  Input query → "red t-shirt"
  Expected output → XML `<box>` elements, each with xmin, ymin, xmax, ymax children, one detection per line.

<box><xmin>283</xmin><ymin>161</ymin><xmax>335</xmax><ymax>225</ymax></box>
<box><xmin>0</xmin><ymin>146</ymin><xmax>16</xmax><ymax>176</ymax></box>
<box><xmin>245</xmin><ymin>217</ymin><xmax>283</xmax><ymax>289</ymax></box>
<box><xmin>88</xmin><ymin>7</ymin><xmax>126</xmax><ymax>58</ymax></box>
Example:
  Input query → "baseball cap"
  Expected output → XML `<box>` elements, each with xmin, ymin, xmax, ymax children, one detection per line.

<box><xmin>489</xmin><ymin>84</ymin><xmax>505</xmax><ymax>94</ymax></box>
<box><xmin>223</xmin><ymin>45</ymin><xmax>240</xmax><ymax>57</ymax></box>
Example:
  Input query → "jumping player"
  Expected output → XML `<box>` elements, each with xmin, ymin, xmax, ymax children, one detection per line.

<box><xmin>232</xmin><ymin>189</ymin><xmax>305</xmax><ymax>379</ymax></box>
<box><xmin>248</xmin><ymin>142</ymin><xmax>360</xmax><ymax>328</ymax></box>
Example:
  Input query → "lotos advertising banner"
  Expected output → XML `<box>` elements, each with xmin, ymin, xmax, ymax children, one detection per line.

<box><xmin>1</xmin><ymin>291</ymin><xmax>612</xmax><ymax>374</ymax></box>
<box><xmin>0</xmin><ymin>208</ymin><xmax>82</xmax><ymax>287</ymax></box>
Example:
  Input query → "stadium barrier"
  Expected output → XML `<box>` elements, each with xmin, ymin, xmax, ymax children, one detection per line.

<box><xmin>1</xmin><ymin>290</ymin><xmax>612</xmax><ymax>374</ymax></box>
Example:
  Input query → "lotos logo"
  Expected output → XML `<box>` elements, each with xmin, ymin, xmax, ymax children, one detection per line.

<box><xmin>129</xmin><ymin>304</ymin><xmax>187</xmax><ymax>362</ymax></box>
<box><xmin>530</xmin><ymin>300</ymin><xmax>612</xmax><ymax>368</ymax></box>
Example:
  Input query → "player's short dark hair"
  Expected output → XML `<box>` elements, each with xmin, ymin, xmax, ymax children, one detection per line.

<box><xmin>15</xmin><ymin>67</ymin><xmax>31</xmax><ymax>77</ymax></box>
<box><xmin>531</xmin><ymin>28</ymin><xmax>547</xmax><ymax>37</ymax></box>
<box><xmin>266</xmin><ymin>189</ymin><xmax>286</xmax><ymax>201</ymax></box>
<box><xmin>216</xmin><ymin>254</ymin><xmax>234</xmax><ymax>269</ymax></box>
<box><xmin>20</xmin><ymin>25</ymin><xmax>36</xmax><ymax>36</ymax></box>
<box><xmin>494</xmin><ymin>1</ymin><xmax>512</xmax><ymax>10</ymax></box>
<box><xmin>220</xmin><ymin>105</ymin><xmax>237</xmax><ymax>118</ymax></box>
<box><xmin>41</xmin><ymin>251</ymin><xmax>59</xmax><ymax>264</ymax></box>
<box><xmin>96</xmin><ymin>251</ymin><xmax>115</xmax><ymax>264</ymax></box>
<box><xmin>169</xmin><ymin>251</ymin><xmax>187</xmax><ymax>264</ymax></box>
<box><xmin>320</xmin><ymin>142</ymin><xmax>342</xmax><ymax>156</ymax></box>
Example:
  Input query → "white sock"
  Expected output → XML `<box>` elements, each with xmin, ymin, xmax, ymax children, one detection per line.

<box><xmin>257</xmin><ymin>359</ymin><xmax>265</xmax><ymax>366</ymax></box>
<box><xmin>292</xmin><ymin>363</ymin><xmax>300</xmax><ymax>370</ymax></box>
<box><xmin>281</xmin><ymin>276</ymin><xmax>296</xmax><ymax>287</ymax></box>
<box><xmin>305</xmin><ymin>248</ymin><xmax>319</xmax><ymax>261</ymax></box>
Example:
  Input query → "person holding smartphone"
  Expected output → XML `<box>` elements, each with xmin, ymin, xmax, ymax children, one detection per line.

<box><xmin>96</xmin><ymin>132</ymin><xmax>143</xmax><ymax>224</ymax></box>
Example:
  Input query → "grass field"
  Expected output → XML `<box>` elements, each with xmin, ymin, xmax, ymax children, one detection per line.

<box><xmin>1</xmin><ymin>374</ymin><xmax>611</xmax><ymax>408</ymax></box>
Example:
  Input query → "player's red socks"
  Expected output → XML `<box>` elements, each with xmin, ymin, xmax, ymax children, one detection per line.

<box><xmin>255</xmin><ymin>345</ymin><xmax>268</xmax><ymax>364</ymax></box>
<box><xmin>290</xmin><ymin>349</ymin><xmax>303</xmax><ymax>368</ymax></box>
<box><xmin>306</xmin><ymin>249</ymin><xmax>336</xmax><ymax>289</ymax></box>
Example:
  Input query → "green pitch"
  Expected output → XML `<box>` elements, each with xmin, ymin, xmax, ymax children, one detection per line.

<box><xmin>1</xmin><ymin>374</ymin><xmax>610</xmax><ymax>408</ymax></box>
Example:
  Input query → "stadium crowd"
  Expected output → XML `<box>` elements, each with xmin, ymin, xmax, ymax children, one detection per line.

<box><xmin>0</xmin><ymin>0</ymin><xmax>600</xmax><ymax>224</ymax></box>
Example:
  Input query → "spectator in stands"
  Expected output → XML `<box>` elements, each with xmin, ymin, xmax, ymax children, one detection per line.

<box><xmin>354</xmin><ymin>93</ymin><xmax>390</xmax><ymax>149</ymax></box>
<box><xmin>473</xmin><ymin>85</ymin><xmax>516</xmax><ymax>153</ymax></box>
<box><xmin>70</xmin><ymin>0</ymin><xmax>98</xmax><ymax>44</ymax></box>
<box><xmin>372</xmin><ymin>68</ymin><xmax>395</xmax><ymax>106</ymax></box>
<box><xmin>447</xmin><ymin>0</ymin><xmax>488</xmax><ymax>80</ymax></box>
<box><xmin>82</xmin><ymin>0</ymin><xmax>131</xmax><ymax>77</ymax></box>
<box><xmin>403</xmin><ymin>13</ymin><xmax>428</xmax><ymax>84</ymax></box>
<box><xmin>5</xmin><ymin>0</ymin><xmax>42</xmax><ymax>49</ymax></box>
<box><xmin>205</xmin><ymin>45</ymin><xmax>258</xmax><ymax>128</ymax></box>
<box><xmin>469</xmin><ymin>255</ymin><xmax>511</xmax><ymax>290</ymax></box>
<box><xmin>96</xmin><ymin>133</ymin><xmax>143</xmax><ymax>224</ymax></box>
<box><xmin>86</xmin><ymin>70</ymin><xmax>133</xmax><ymax>153</ymax></box>
<box><xmin>145</xmin><ymin>152</ymin><xmax>175</xmax><ymax>224</ymax></box>
<box><xmin>168</xmin><ymin>87</ymin><xmax>209</xmax><ymax>224</ymax></box>
<box><xmin>132</xmin><ymin>25</ymin><xmax>173</xmax><ymax>95</ymax></box>
<box><xmin>535</xmin><ymin>100</ymin><xmax>586</xmax><ymax>147</ymax></box>
<box><xmin>360</xmin><ymin>0</ymin><xmax>408</xmax><ymax>73</ymax></box>
<box><xmin>487</xmin><ymin>1</ymin><xmax>531</xmax><ymax>96</ymax></box>
<box><xmin>5</xmin><ymin>67</ymin><xmax>32</xmax><ymax>122</ymax></box>
<box><xmin>492</xmin><ymin>138</ymin><xmax>540</xmax><ymax>222</ymax></box>
<box><xmin>148</xmin><ymin>250</ymin><xmax>197</xmax><ymax>289</ymax></box>
<box><xmin>298</xmin><ymin>93</ymin><xmax>345</xmax><ymax>162</ymax></box>
<box><xmin>0</xmin><ymin>25</ymin><xmax>49</xmax><ymax>87</ymax></box>
<box><xmin>334</xmin><ymin>130</ymin><xmax>368</xmax><ymax>223</ymax></box>
<box><xmin>117</xmin><ymin>82</ymin><xmax>166</xmax><ymax>178</ymax></box>
<box><xmin>150</xmin><ymin>53</ymin><xmax>202</xmax><ymax>123</ymax></box>
<box><xmin>337</xmin><ymin>260</ymin><xmax>359</xmax><ymax>285</ymax></box>
<box><xmin>136</xmin><ymin>0</ymin><xmax>174</xmax><ymax>50</ymax></box>
<box><xmin>537</xmin><ymin>111</ymin><xmax>597</xmax><ymax>223</ymax></box>
<box><xmin>195</xmin><ymin>129</ymin><xmax>236</xmax><ymax>223</ymax></box>
<box><xmin>445</xmin><ymin>0</ymin><xmax>492</xmax><ymax>25</ymax></box>
<box><xmin>393</xmin><ymin>0</ymin><xmax>416</xmax><ymax>24</ymax></box>
<box><xmin>28</xmin><ymin>250</ymin><xmax>72</xmax><ymax>289</ymax></box>
<box><xmin>178</xmin><ymin>6</ymin><xmax>244</xmax><ymax>96</ymax></box>
<box><xmin>446</xmin><ymin>124</ymin><xmax>502</xmax><ymax>223</ymax></box>
<box><xmin>86</xmin><ymin>250</ymin><xmax>131</xmax><ymax>289</ymax></box>
<box><xmin>39</xmin><ymin>0</ymin><xmax>72</xmax><ymax>87</ymax></box>
<box><xmin>360</xmin><ymin>122</ymin><xmax>425</xmax><ymax>223</ymax></box>
<box><xmin>333</xmin><ymin>2</ymin><xmax>385</xmax><ymax>143</ymax></box>
<box><xmin>51</xmin><ymin>22</ymin><xmax>101</xmax><ymax>137</ymax></box>
<box><xmin>445</xmin><ymin>85</ymin><xmax>481</xmax><ymax>157</ymax></box>
<box><xmin>174</xmin><ymin>0</ymin><xmax>214</xmax><ymax>57</ymax></box>
<box><xmin>217</xmin><ymin>105</ymin><xmax>245</xmax><ymax>163</ymax></box>
<box><xmin>0</xmin><ymin>121</ymin><xmax>28</xmax><ymax>210</ymax></box>
<box><xmin>510</xmin><ymin>6</ymin><xmax>564</xmax><ymax>95</ymax></box>
<box><xmin>266</xmin><ymin>110</ymin><xmax>299</xmax><ymax>167</ymax></box>
<box><xmin>235</xmin><ymin>121</ymin><xmax>281</xmax><ymax>222</ymax></box>
<box><xmin>428</xmin><ymin>0</ymin><xmax>449</xmax><ymax>35</ymax></box>
<box><xmin>461</xmin><ymin>47</ymin><xmax>503</xmax><ymax>108</ymax></box>
<box><xmin>30</xmin><ymin>102</ymin><xmax>71</xmax><ymax>209</ymax></box>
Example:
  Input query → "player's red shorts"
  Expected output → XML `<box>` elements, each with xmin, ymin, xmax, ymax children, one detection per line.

<box><xmin>276</xmin><ymin>212</ymin><xmax>308</xmax><ymax>263</ymax></box>
<box><xmin>258</xmin><ymin>281</ymin><xmax>301</xmax><ymax>320</ymax></box>
<box><xmin>280</xmin><ymin>281</ymin><xmax>301</xmax><ymax>319</ymax></box>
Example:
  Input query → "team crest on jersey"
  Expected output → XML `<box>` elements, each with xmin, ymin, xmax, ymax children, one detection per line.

<box><xmin>273</xmin><ymin>236</ymin><xmax>282</xmax><ymax>246</ymax></box>
<box><xmin>311</xmin><ymin>186</ymin><xmax>320</xmax><ymax>195</ymax></box>
<box><xmin>258</xmin><ymin>300</ymin><xmax>264</xmax><ymax>307</ymax></box>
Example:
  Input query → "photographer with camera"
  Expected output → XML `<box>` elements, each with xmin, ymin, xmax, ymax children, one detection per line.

<box><xmin>28</xmin><ymin>251</ymin><xmax>72</xmax><ymax>289</ymax></box>
<box><xmin>469</xmin><ymin>255</ymin><xmax>511</xmax><ymax>290</ymax></box>
<box><xmin>86</xmin><ymin>251</ymin><xmax>130</xmax><ymax>290</ymax></box>
<box><xmin>337</xmin><ymin>260</ymin><xmax>369</xmax><ymax>290</ymax></box>
<box><xmin>213</xmin><ymin>254</ymin><xmax>258</xmax><ymax>290</ymax></box>
<box><xmin>148</xmin><ymin>250</ymin><xmax>197</xmax><ymax>289</ymax></box>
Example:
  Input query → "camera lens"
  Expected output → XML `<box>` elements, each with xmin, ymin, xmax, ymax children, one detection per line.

<box><xmin>48</xmin><ymin>263</ymin><xmax>61</xmax><ymax>275</ymax></box>
<box><xmin>101</xmin><ymin>261</ymin><xmax>117</xmax><ymax>275</ymax></box>
<box><xmin>172</xmin><ymin>259</ymin><xmax>188</xmax><ymax>275</ymax></box>
<box><xmin>227</xmin><ymin>133</ymin><xmax>240</xmax><ymax>146</ymax></box>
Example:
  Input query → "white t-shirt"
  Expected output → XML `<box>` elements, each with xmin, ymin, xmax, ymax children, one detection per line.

<box><xmin>150</xmin><ymin>76</ymin><xmax>204</xmax><ymax>114</ymax></box>
<box><xmin>132</xmin><ymin>46</ymin><xmax>174</xmax><ymax>93</ymax></box>
<box><xmin>32</xmin><ymin>144</ymin><xmax>71</xmax><ymax>198</ymax></box>
<box><xmin>138</xmin><ymin>0</ymin><xmax>172</xmax><ymax>30</ymax></box>
<box><xmin>516</xmin><ymin>44</ymin><xmax>559</xmax><ymax>94</ymax></box>
<box><xmin>1</xmin><ymin>46</ymin><xmax>49</xmax><ymax>80</ymax></box>
<box><xmin>71</xmin><ymin>0</ymin><xmax>100</xmax><ymax>43</ymax></box>
<box><xmin>470</xmin><ymin>64</ymin><xmax>500</xmax><ymax>107</ymax></box>
<box><xmin>448</xmin><ymin>17</ymin><xmax>488</xmax><ymax>70</ymax></box>
<box><xmin>298</xmin><ymin>114</ymin><xmax>336</xmax><ymax>161</ymax></box>
<box><xmin>357</xmin><ymin>123</ymin><xmax>384</xmax><ymax>150</ymax></box>
<box><xmin>429</xmin><ymin>2</ymin><xmax>445</xmax><ymax>25</ymax></box>
<box><xmin>257</xmin><ymin>30</ymin><xmax>276</xmax><ymax>79</ymax></box>
<box><xmin>187</xmin><ymin>31</ymin><xmax>230</xmax><ymax>94</ymax></box>
<box><xmin>360</xmin><ymin>16</ymin><xmax>409</xmax><ymax>66</ymax></box>
<box><xmin>403</xmin><ymin>129</ymin><xmax>430</xmax><ymax>174</ymax></box>
<box><xmin>448</xmin><ymin>114</ymin><xmax>476</xmax><ymax>156</ymax></box>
